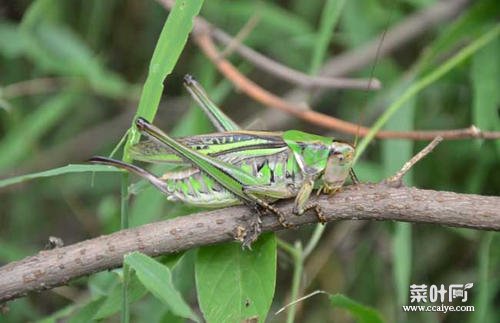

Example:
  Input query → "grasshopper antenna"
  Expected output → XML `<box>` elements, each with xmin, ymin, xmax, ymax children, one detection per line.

<box><xmin>88</xmin><ymin>156</ymin><xmax>170</xmax><ymax>195</ymax></box>
<box><xmin>350</xmin><ymin>1</ymin><xmax>397</xmax><ymax>184</ymax></box>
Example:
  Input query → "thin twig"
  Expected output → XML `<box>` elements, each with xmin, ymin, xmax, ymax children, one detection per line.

<box><xmin>386</xmin><ymin>136</ymin><xmax>443</xmax><ymax>187</ymax></box>
<box><xmin>319</xmin><ymin>0</ymin><xmax>470</xmax><ymax>77</ymax></box>
<box><xmin>156</xmin><ymin>0</ymin><xmax>500</xmax><ymax>140</ymax></box>
<box><xmin>211</xmin><ymin>28</ymin><xmax>381</xmax><ymax>90</ymax></box>
<box><xmin>2</xmin><ymin>78</ymin><xmax>71</xmax><ymax>98</ymax></box>
<box><xmin>275</xmin><ymin>290</ymin><xmax>328</xmax><ymax>315</ymax></box>
<box><xmin>193</xmin><ymin>32</ymin><xmax>500</xmax><ymax>140</ymax></box>
<box><xmin>218</xmin><ymin>14</ymin><xmax>261</xmax><ymax>59</ymax></box>
<box><xmin>158</xmin><ymin>0</ymin><xmax>381</xmax><ymax>91</ymax></box>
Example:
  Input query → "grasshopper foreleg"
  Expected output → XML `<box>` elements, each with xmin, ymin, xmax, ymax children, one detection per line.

<box><xmin>292</xmin><ymin>179</ymin><xmax>328</xmax><ymax>224</ymax></box>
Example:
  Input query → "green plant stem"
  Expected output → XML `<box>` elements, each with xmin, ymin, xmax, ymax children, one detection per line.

<box><xmin>471</xmin><ymin>232</ymin><xmax>494</xmax><ymax>322</ymax></box>
<box><xmin>355</xmin><ymin>23</ymin><xmax>500</xmax><ymax>162</ymax></box>
<box><xmin>309</xmin><ymin>0</ymin><xmax>346</xmax><ymax>74</ymax></box>
<box><xmin>303</xmin><ymin>224</ymin><xmax>326</xmax><ymax>258</ymax></box>
<box><xmin>277</xmin><ymin>238</ymin><xmax>298</xmax><ymax>257</ymax></box>
<box><xmin>121</xmin><ymin>261</ymin><xmax>130</xmax><ymax>323</ymax></box>
<box><xmin>121</xmin><ymin>173</ymin><xmax>129</xmax><ymax>229</ymax></box>
<box><xmin>120</xmin><ymin>173</ymin><xmax>129</xmax><ymax>323</ymax></box>
<box><xmin>286</xmin><ymin>241</ymin><xmax>303</xmax><ymax>323</ymax></box>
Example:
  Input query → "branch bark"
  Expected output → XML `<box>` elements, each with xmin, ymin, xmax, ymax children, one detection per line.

<box><xmin>1</xmin><ymin>184</ymin><xmax>499</xmax><ymax>303</ymax></box>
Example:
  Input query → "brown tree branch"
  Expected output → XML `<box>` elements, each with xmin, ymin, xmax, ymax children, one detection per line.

<box><xmin>1</xmin><ymin>184</ymin><xmax>499</xmax><ymax>303</ymax></box>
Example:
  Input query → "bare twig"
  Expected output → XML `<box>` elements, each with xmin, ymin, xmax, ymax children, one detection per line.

<box><xmin>320</xmin><ymin>0</ymin><xmax>470</xmax><ymax>77</ymax></box>
<box><xmin>1</xmin><ymin>183</ymin><xmax>499</xmax><ymax>303</ymax></box>
<box><xmin>218</xmin><ymin>14</ymin><xmax>261</xmax><ymax>59</ymax></box>
<box><xmin>156</xmin><ymin>0</ymin><xmax>500</xmax><ymax>140</ymax></box>
<box><xmin>386</xmin><ymin>136</ymin><xmax>443</xmax><ymax>187</ymax></box>
<box><xmin>211</xmin><ymin>28</ymin><xmax>381</xmax><ymax>90</ymax></box>
<box><xmin>2</xmin><ymin>78</ymin><xmax>71</xmax><ymax>99</ymax></box>
<box><xmin>275</xmin><ymin>290</ymin><xmax>328</xmax><ymax>315</ymax></box>
<box><xmin>158</xmin><ymin>0</ymin><xmax>380</xmax><ymax>91</ymax></box>
<box><xmin>193</xmin><ymin>32</ymin><xmax>500</xmax><ymax>140</ymax></box>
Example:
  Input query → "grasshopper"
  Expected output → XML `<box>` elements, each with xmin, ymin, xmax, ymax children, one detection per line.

<box><xmin>90</xmin><ymin>75</ymin><xmax>356</xmax><ymax>246</ymax></box>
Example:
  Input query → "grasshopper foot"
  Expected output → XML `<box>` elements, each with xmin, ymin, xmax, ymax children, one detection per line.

<box><xmin>299</xmin><ymin>203</ymin><xmax>327</xmax><ymax>224</ymax></box>
<box><xmin>253</xmin><ymin>198</ymin><xmax>294</xmax><ymax>229</ymax></box>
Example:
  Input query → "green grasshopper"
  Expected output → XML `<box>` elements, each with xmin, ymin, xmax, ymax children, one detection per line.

<box><xmin>90</xmin><ymin>75</ymin><xmax>356</xmax><ymax>246</ymax></box>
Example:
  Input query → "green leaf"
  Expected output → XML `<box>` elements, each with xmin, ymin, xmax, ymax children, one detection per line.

<box><xmin>0</xmin><ymin>22</ymin><xmax>30</xmax><ymax>58</ymax></box>
<box><xmin>124</xmin><ymin>0</ymin><xmax>204</xmax><ymax>159</ymax></box>
<box><xmin>392</xmin><ymin>223</ymin><xmax>412</xmax><ymax>306</ymax></box>
<box><xmin>124</xmin><ymin>252</ymin><xmax>200</xmax><ymax>322</ymax></box>
<box><xmin>0</xmin><ymin>92</ymin><xmax>77</xmax><ymax>171</ymax></box>
<box><xmin>196</xmin><ymin>233</ymin><xmax>276</xmax><ymax>323</ymax></box>
<box><xmin>471</xmin><ymin>34</ymin><xmax>500</xmax><ymax>152</ymax></box>
<box><xmin>68</xmin><ymin>298</ymin><xmax>106</xmax><ymax>323</ymax></box>
<box><xmin>24</xmin><ymin>24</ymin><xmax>129</xmax><ymax>98</ymax></box>
<box><xmin>0</xmin><ymin>164</ymin><xmax>122</xmax><ymax>189</ymax></box>
<box><xmin>17</xmin><ymin>0</ymin><xmax>131</xmax><ymax>98</ymax></box>
<box><xmin>329</xmin><ymin>294</ymin><xmax>384</xmax><ymax>323</ymax></box>
<box><xmin>93</xmin><ymin>273</ymin><xmax>147</xmax><ymax>320</ymax></box>
<box><xmin>419</xmin><ymin>1</ymin><xmax>500</xmax><ymax>70</ymax></box>
<box><xmin>20</xmin><ymin>0</ymin><xmax>60</xmax><ymax>30</ymax></box>
<box><xmin>309</xmin><ymin>0</ymin><xmax>346</xmax><ymax>74</ymax></box>
<box><xmin>382</xmin><ymin>94</ymin><xmax>415</xmax><ymax>307</ymax></box>
<box><xmin>470</xmin><ymin>232</ymin><xmax>495</xmax><ymax>323</ymax></box>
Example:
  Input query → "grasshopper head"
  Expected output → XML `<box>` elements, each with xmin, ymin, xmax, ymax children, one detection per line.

<box><xmin>322</xmin><ymin>142</ymin><xmax>355</xmax><ymax>193</ymax></box>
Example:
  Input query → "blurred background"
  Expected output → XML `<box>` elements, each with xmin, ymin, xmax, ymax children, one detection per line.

<box><xmin>0</xmin><ymin>0</ymin><xmax>499</xmax><ymax>322</ymax></box>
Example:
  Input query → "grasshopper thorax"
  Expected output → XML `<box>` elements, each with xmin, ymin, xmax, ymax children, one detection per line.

<box><xmin>322</xmin><ymin>142</ymin><xmax>355</xmax><ymax>193</ymax></box>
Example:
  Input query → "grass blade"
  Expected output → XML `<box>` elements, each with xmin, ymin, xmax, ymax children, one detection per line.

<box><xmin>0</xmin><ymin>164</ymin><xmax>121</xmax><ymax>189</ymax></box>
<box><xmin>123</xmin><ymin>0</ymin><xmax>204</xmax><ymax>160</ymax></box>
<box><xmin>355</xmin><ymin>24</ymin><xmax>500</xmax><ymax>162</ymax></box>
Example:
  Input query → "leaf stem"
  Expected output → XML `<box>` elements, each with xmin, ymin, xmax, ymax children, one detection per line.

<box><xmin>121</xmin><ymin>261</ymin><xmax>130</xmax><ymax>323</ymax></box>
<box><xmin>286</xmin><ymin>241</ymin><xmax>303</xmax><ymax>323</ymax></box>
<box><xmin>120</xmin><ymin>173</ymin><xmax>130</xmax><ymax>323</ymax></box>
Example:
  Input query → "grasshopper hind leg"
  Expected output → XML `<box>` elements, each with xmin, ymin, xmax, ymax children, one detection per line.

<box><xmin>238</xmin><ymin>198</ymin><xmax>293</xmax><ymax>249</ymax></box>
<box><xmin>238</xmin><ymin>204</ymin><xmax>263</xmax><ymax>249</ymax></box>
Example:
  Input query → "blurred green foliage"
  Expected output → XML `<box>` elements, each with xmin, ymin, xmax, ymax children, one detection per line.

<box><xmin>0</xmin><ymin>0</ymin><xmax>499</xmax><ymax>322</ymax></box>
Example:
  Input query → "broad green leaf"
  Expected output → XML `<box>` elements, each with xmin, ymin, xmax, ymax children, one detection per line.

<box><xmin>0</xmin><ymin>164</ymin><xmax>122</xmax><ymax>189</ymax></box>
<box><xmin>124</xmin><ymin>252</ymin><xmax>200</xmax><ymax>322</ymax></box>
<box><xmin>68</xmin><ymin>298</ymin><xmax>106</xmax><ymax>323</ymax></box>
<box><xmin>330</xmin><ymin>294</ymin><xmax>384</xmax><ymax>323</ymax></box>
<box><xmin>0</xmin><ymin>92</ymin><xmax>77</xmax><ymax>171</ymax></box>
<box><xmin>36</xmin><ymin>304</ymin><xmax>77</xmax><ymax>323</ymax></box>
<box><xmin>196</xmin><ymin>233</ymin><xmax>276</xmax><ymax>323</ymax></box>
<box><xmin>124</xmin><ymin>0</ymin><xmax>204</xmax><ymax>159</ymax></box>
<box><xmin>93</xmin><ymin>273</ymin><xmax>147</xmax><ymax>320</ymax></box>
